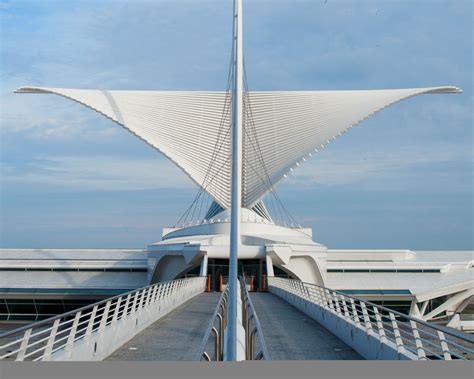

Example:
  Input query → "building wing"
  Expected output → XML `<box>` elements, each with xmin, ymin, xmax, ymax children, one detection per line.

<box><xmin>16</xmin><ymin>86</ymin><xmax>461</xmax><ymax>210</ymax></box>
<box><xmin>243</xmin><ymin>87</ymin><xmax>461</xmax><ymax>207</ymax></box>
<box><xmin>16</xmin><ymin>87</ymin><xmax>233</xmax><ymax>208</ymax></box>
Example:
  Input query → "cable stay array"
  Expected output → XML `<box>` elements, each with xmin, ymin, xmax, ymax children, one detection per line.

<box><xmin>174</xmin><ymin>54</ymin><xmax>301</xmax><ymax>229</ymax></box>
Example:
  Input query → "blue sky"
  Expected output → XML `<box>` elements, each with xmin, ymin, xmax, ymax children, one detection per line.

<box><xmin>0</xmin><ymin>0</ymin><xmax>472</xmax><ymax>249</ymax></box>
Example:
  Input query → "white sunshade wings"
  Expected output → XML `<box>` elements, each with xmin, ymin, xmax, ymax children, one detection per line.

<box><xmin>243</xmin><ymin>87</ymin><xmax>461</xmax><ymax>208</ymax></box>
<box><xmin>16</xmin><ymin>87</ymin><xmax>233</xmax><ymax>208</ymax></box>
<box><xmin>16</xmin><ymin>86</ymin><xmax>461</xmax><ymax>209</ymax></box>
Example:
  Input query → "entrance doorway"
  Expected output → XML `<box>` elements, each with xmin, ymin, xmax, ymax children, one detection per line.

<box><xmin>206</xmin><ymin>258</ymin><xmax>268</xmax><ymax>292</ymax></box>
<box><xmin>179</xmin><ymin>257</ymin><xmax>295</xmax><ymax>292</ymax></box>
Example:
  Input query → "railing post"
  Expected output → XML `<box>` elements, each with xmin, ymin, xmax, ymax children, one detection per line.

<box><xmin>131</xmin><ymin>291</ymin><xmax>139</xmax><ymax>315</ymax></box>
<box><xmin>137</xmin><ymin>288</ymin><xmax>146</xmax><ymax>311</ymax></box>
<box><xmin>306</xmin><ymin>285</ymin><xmax>313</xmax><ymax>302</ymax></box>
<box><xmin>250</xmin><ymin>328</ymin><xmax>256</xmax><ymax>359</ymax></box>
<box><xmin>155</xmin><ymin>284</ymin><xmax>163</xmax><ymax>302</ymax></box>
<box><xmin>325</xmin><ymin>289</ymin><xmax>335</xmax><ymax>311</ymax></box>
<box><xmin>211</xmin><ymin>326</ymin><xmax>220</xmax><ymax>361</ymax></box>
<box><xmin>409</xmin><ymin>320</ymin><xmax>427</xmax><ymax>360</ymax></box>
<box><xmin>309</xmin><ymin>286</ymin><xmax>319</xmax><ymax>304</ymax></box>
<box><xmin>65</xmin><ymin>311</ymin><xmax>82</xmax><ymax>359</ymax></box>
<box><xmin>360</xmin><ymin>302</ymin><xmax>373</xmax><ymax>335</ymax></box>
<box><xmin>111</xmin><ymin>297</ymin><xmax>122</xmax><ymax>329</ymax></box>
<box><xmin>217</xmin><ymin>313</ymin><xmax>227</xmax><ymax>359</ymax></box>
<box><xmin>318</xmin><ymin>287</ymin><xmax>328</xmax><ymax>309</ymax></box>
<box><xmin>179</xmin><ymin>280</ymin><xmax>184</xmax><ymax>298</ymax></box>
<box><xmin>288</xmin><ymin>280</ymin><xmax>294</xmax><ymax>294</ymax></box>
<box><xmin>165</xmin><ymin>282</ymin><xmax>171</xmax><ymax>301</ymax></box>
<box><xmin>178</xmin><ymin>280</ymin><xmax>184</xmax><ymax>300</ymax></box>
<box><xmin>175</xmin><ymin>281</ymin><xmax>180</xmax><ymax>303</ymax></box>
<box><xmin>170</xmin><ymin>282</ymin><xmax>176</xmax><ymax>302</ymax></box>
<box><xmin>300</xmin><ymin>282</ymin><xmax>307</xmax><ymax>299</ymax></box>
<box><xmin>437</xmin><ymin>330</ymin><xmax>452</xmax><ymax>360</ymax></box>
<box><xmin>311</xmin><ymin>286</ymin><xmax>319</xmax><ymax>305</ymax></box>
<box><xmin>389</xmin><ymin>312</ymin><xmax>405</xmax><ymax>355</ymax></box>
<box><xmin>144</xmin><ymin>286</ymin><xmax>151</xmax><ymax>306</ymax></box>
<box><xmin>148</xmin><ymin>285</ymin><xmax>155</xmax><ymax>305</ymax></box>
<box><xmin>292</xmin><ymin>280</ymin><xmax>298</xmax><ymax>295</ymax></box>
<box><xmin>171</xmin><ymin>281</ymin><xmax>177</xmax><ymax>303</ymax></box>
<box><xmin>150</xmin><ymin>285</ymin><xmax>158</xmax><ymax>306</ymax></box>
<box><xmin>43</xmin><ymin>318</ymin><xmax>61</xmax><ymax>360</ymax></box>
<box><xmin>85</xmin><ymin>305</ymin><xmax>98</xmax><ymax>344</ymax></box>
<box><xmin>98</xmin><ymin>301</ymin><xmax>112</xmax><ymax>336</ymax></box>
<box><xmin>333</xmin><ymin>291</ymin><xmax>342</xmax><ymax>315</ymax></box>
<box><xmin>302</xmin><ymin>283</ymin><xmax>310</xmax><ymax>301</ymax></box>
<box><xmin>373</xmin><ymin>307</ymin><xmax>387</xmax><ymax>343</ymax></box>
<box><xmin>15</xmin><ymin>328</ymin><xmax>32</xmax><ymax>361</ymax></box>
<box><xmin>350</xmin><ymin>298</ymin><xmax>361</xmax><ymax>327</ymax></box>
<box><xmin>244</xmin><ymin>307</ymin><xmax>249</xmax><ymax>360</ymax></box>
<box><xmin>160</xmin><ymin>284</ymin><xmax>166</xmax><ymax>301</ymax></box>
<box><xmin>341</xmin><ymin>295</ymin><xmax>350</xmax><ymax>320</ymax></box>
<box><xmin>122</xmin><ymin>293</ymin><xmax>132</xmax><ymax>318</ymax></box>
<box><xmin>217</xmin><ymin>312</ymin><xmax>224</xmax><ymax>359</ymax></box>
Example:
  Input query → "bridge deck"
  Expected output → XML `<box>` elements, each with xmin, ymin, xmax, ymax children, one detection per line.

<box><xmin>106</xmin><ymin>292</ymin><xmax>220</xmax><ymax>361</ymax></box>
<box><xmin>250</xmin><ymin>292</ymin><xmax>363</xmax><ymax>360</ymax></box>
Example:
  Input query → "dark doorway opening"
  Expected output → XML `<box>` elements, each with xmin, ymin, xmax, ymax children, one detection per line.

<box><xmin>205</xmin><ymin>258</ymin><xmax>268</xmax><ymax>292</ymax></box>
<box><xmin>178</xmin><ymin>258</ymin><xmax>296</xmax><ymax>291</ymax></box>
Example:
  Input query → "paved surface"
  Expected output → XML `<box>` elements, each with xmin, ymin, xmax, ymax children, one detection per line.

<box><xmin>106</xmin><ymin>292</ymin><xmax>220</xmax><ymax>361</ymax></box>
<box><xmin>250</xmin><ymin>292</ymin><xmax>363</xmax><ymax>360</ymax></box>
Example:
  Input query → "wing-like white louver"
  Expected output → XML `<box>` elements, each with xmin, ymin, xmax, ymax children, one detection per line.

<box><xmin>243</xmin><ymin>87</ymin><xmax>461</xmax><ymax>207</ymax></box>
<box><xmin>16</xmin><ymin>87</ymin><xmax>232</xmax><ymax>208</ymax></box>
<box><xmin>16</xmin><ymin>86</ymin><xmax>461</xmax><ymax>209</ymax></box>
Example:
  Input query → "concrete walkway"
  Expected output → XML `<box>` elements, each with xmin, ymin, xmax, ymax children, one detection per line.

<box><xmin>250</xmin><ymin>292</ymin><xmax>363</xmax><ymax>360</ymax></box>
<box><xmin>106</xmin><ymin>292</ymin><xmax>220</xmax><ymax>361</ymax></box>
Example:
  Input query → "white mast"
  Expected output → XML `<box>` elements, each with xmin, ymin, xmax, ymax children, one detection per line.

<box><xmin>226</xmin><ymin>0</ymin><xmax>243</xmax><ymax>361</ymax></box>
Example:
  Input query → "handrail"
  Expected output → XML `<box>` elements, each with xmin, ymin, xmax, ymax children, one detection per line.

<box><xmin>307</xmin><ymin>279</ymin><xmax>473</xmax><ymax>344</ymax></box>
<box><xmin>0</xmin><ymin>278</ymin><xmax>182</xmax><ymax>340</ymax></box>
<box><xmin>239</xmin><ymin>277</ymin><xmax>270</xmax><ymax>360</ymax></box>
<box><xmin>268</xmin><ymin>277</ymin><xmax>474</xmax><ymax>360</ymax></box>
<box><xmin>198</xmin><ymin>286</ymin><xmax>229</xmax><ymax>361</ymax></box>
<box><xmin>0</xmin><ymin>277</ymin><xmax>206</xmax><ymax>361</ymax></box>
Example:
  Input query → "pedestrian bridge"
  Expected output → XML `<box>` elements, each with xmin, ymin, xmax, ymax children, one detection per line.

<box><xmin>1</xmin><ymin>277</ymin><xmax>473</xmax><ymax>361</ymax></box>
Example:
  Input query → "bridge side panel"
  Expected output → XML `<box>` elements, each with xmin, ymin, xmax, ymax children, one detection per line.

<box><xmin>269</xmin><ymin>285</ymin><xmax>417</xmax><ymax>360</ymax></box>
<box><xmin>51</xmin><ymin>279</ymin><xmax>206</xmax><ymax>361</ymax></box>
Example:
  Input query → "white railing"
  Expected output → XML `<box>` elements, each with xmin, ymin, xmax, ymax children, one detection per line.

<box><xmin>268</xmin><ymin>277</ymin><xmax>474</xmax><ymax>360</ymax></box>
<box><xmin>0</xmin><ymin>277</ymin><xmax>206</xmax><ymax>361</ymax></box>
<box><xmin>198</xmin><ymin>277</ymin><xmax>268</xmax><ymax>361</ymax></box>
<box><xmin>198</xmin><ymin>286</ymin><xmax>229</xmax><ymax>361</ymax></box>
<box><xmin>239</xmin><ymin>277</ymin><xmax>270</xmax><ymax>360</ymax></box>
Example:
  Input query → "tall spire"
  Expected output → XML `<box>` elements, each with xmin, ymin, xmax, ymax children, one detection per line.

<box><xmin>226</xmin><ymin>0</ymin><xmax>244</xmax><ymax>361</ymax></box>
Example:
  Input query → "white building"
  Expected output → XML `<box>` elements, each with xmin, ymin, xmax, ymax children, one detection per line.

<box><xmin>5</xmin><ymin>0</ymin><xmax>472</xmax><ymax>333</ymax></box>
<box><xmin>1</xmin><ymin>240</ymin><xmax>472</xmax><ymax>331</ymax></box>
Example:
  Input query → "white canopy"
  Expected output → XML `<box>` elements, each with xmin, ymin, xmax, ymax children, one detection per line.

<box><xmin>16</xmin><ymin>86</ymin><xmax>461</xmax><ymax>208</ymax></box>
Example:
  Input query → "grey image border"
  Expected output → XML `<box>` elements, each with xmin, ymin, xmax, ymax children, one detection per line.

<box><xmin>1</xmin><ymin>361</ymin><xmax>474</xmax><ymax>379</ymax></box>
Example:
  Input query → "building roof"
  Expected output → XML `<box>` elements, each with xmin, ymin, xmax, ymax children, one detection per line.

<box><xmin>0</xmin><ymin>249</ymin><xmax>148</xmax><ymax>293</ymax></box>
<box><xmin>16</xmin><ymin>86</ymin><xmax>461</xmax><ymax>209</ymax></box>
<box><xmin>326</xmin><ymin>249</ymin><xmax>473</xmax><ymax>300</ymax></box>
